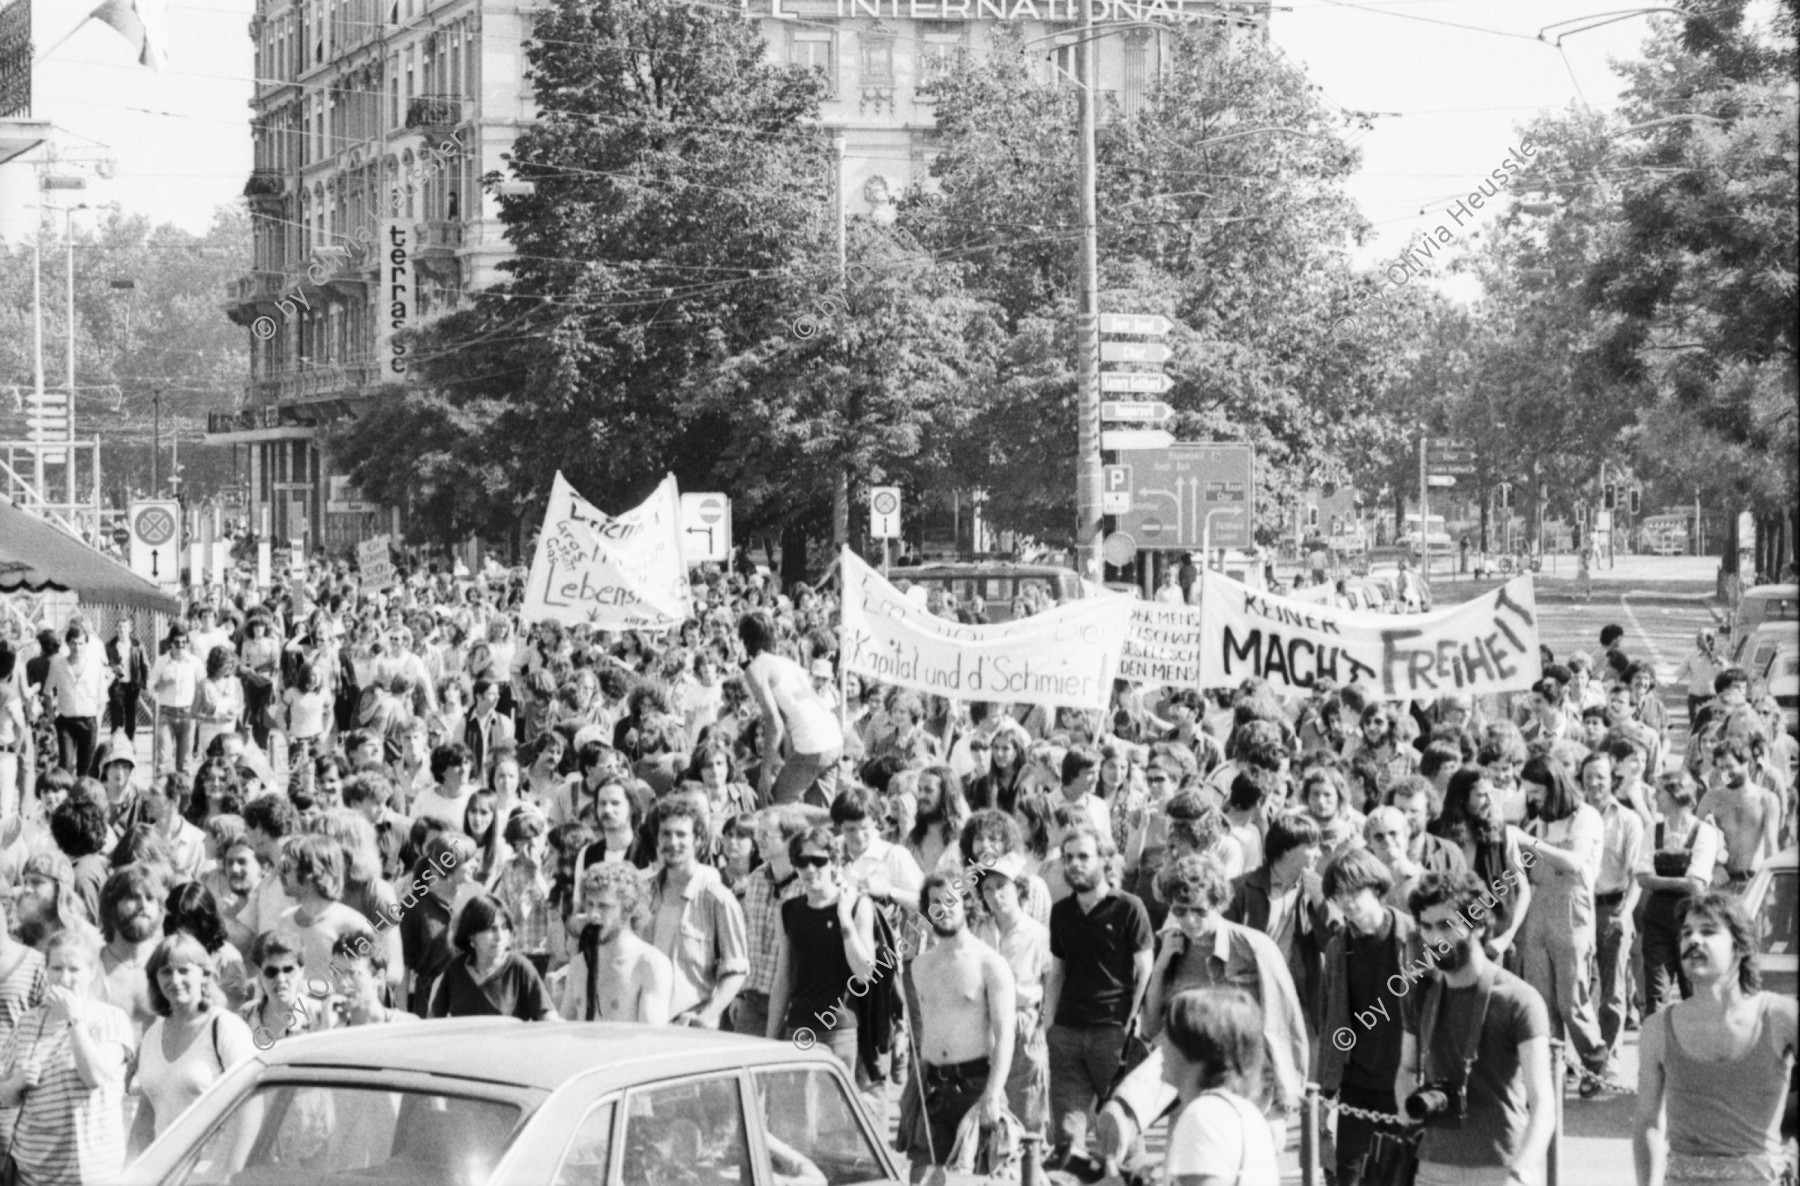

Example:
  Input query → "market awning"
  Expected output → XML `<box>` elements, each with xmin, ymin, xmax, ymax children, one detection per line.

<box><xmin>0</xmin><ymin>497</ymin><xmax>181</xmax><ymax>614</ymax></box>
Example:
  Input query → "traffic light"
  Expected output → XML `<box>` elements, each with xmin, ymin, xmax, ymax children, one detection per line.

<box><xmin>1629</xmin><ymin>488</ymin><xmax>1642</xmax><ymax>515</ymax></box>
<box><xmin>1604</xmin><ymin>483</ymin><xmax>1617</xmax><ymax>510</ymax></box>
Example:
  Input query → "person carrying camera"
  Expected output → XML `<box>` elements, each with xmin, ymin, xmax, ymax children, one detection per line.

<box><xmin>1397</xmin><ymin>870</ymin><xmax>1555</xmax><ymax>1186</ymax></box>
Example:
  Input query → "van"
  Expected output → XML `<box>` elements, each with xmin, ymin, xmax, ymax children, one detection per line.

<box><xmin>895</xmin><ymin>562</ymin><xmax>1084</xmax><ymax>622</ymax></box>
<box><xmin>1728</xmin><ymin>584</ymin><xmax>1799</xmax><ymax>662</ymax></box>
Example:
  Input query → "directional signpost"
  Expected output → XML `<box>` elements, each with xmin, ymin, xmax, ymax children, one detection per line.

<box><xmin>1100</xmin><ymin>372</ymin><xmax>1175</xmax><ymax>394</ymax></box>
<box><xmin>1099</xmin><ymin>314</ymin><xmax>1172</xmax><ymax>336</ymax></box>
<box><xmin>1100</xmin><ymin>400</ymin><xmax>1174</xmax><ymax>424</ymax></box>
<box><xmin>1102</xmin><ymin>428</ymin><xmax>1176</xmax><ymax>451</ymax></box>
<box><xmin>1113</xmin><ymin>444</ymin><xmax>1256</xmax><ymax>550</ymax></box>
<box><xmin>1099</xmin><ymin>341</ymin><xmax>1173</xmax><ymax>365</ymax></box>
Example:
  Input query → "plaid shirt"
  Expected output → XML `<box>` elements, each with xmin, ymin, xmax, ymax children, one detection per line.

<box><xmin>495</xmin><ymin>855</ymin><xmax>554</xmax><ymax>956</ymax></box>
<box><xmin>741</xmin><ymin>864</ymin><xmax>802</xmax><ymax>997</ymax></box>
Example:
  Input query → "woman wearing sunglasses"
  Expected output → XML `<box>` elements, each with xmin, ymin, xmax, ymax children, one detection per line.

<box><xmin>238</xmin><ymin>932</ymin><xmax>328</xmax><ymax>1048</ymax></box>
<box><xmin>766</xmin><ymin>828</ymin><xmax>876</xmax><ymax>1082</ymax></box>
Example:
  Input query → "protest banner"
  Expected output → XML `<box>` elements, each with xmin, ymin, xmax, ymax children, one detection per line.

<box><xmin>1119</xmin><ymin>601</ymin><xmax>1204</xmax><ymax>687</ymax></box>
<box><xmin>357</xmin><ymin>535</ymin><xmax>397</xmax><ymax>591</ymax></box>
<box><xmin>1198</xmin><ymin>568</ymin><xmax>1542</xmax><ymax>697</ymax></box>
<box><xmin>839</xmin><ymin>549</ymin><xmax>1133</xmax><ymax>710</ymax></box>
<box><xmin>524</xmin><ymin>472</ymin><xmax>692</xmax><ymax>629</ymax></box>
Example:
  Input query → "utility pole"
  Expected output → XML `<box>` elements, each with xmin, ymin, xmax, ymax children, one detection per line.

<box><xmin>151</xmin><ymin>386</ymin><xmax>161</xmax><ymax>493</ymax></box>
<box><xmin>64</xmin><ymin>207</ymin><xmax>79</xmax><ymax>513</ymax></box>
<box><xmin>831</xmin><ymin>133</ymin><xmax>850</xmax><ymax>556</ymax></box>
<box><xmin>1073</xmin><ymin>0</ymin><xmax>1103</xmax><ymax>577</ymax></box>
<box><xmin>1417</xmin><ymin>431</ymin><xmax>1429</xmax><ymax>569</ymax></box>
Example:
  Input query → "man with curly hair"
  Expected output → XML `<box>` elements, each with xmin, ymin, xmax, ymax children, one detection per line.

<box><xmin>559</xmin><ymin>860</ymin><xmax>673</xmax><ymax>1023</ymax></box>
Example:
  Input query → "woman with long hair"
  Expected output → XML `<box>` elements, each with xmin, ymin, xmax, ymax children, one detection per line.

<box><xmin>237</xmin><ymin>614</ymin><xmax>282</xmax><ymax>750</ymax></box>
<box><xmin>311</xmin><ymin>809</ymin><xmax>405</xmax><ymax>998</ymax></box>
<box><xmin>130</xmin><ymin>933</ymin><xmax>257</xmax><ymax>1154</ymax></box>
<box><xmin>184</xmin><ymin>758</ymin><xmax>244</xmax><ymax>828</ymax></box>
<box><xmin>685</xmin><ymin>740</ymin><xmax>757</xmax><ymax>837</ymax></box>
<box><xmin>1429</xmin><ymin>769</ymin><xmax>1534</xmax><ymax>964</ymax></box>
<box><xmin>1097</xmin><ymin>742</ymin><xmax>1149</xmax><ymax>863</ymax></box>
<box><xmin>193</xmin><ymin>645</ymin><xmax>245</xmax><ymax>760</ymax></box>
<box><xmin>163</xmin><ymin>881</ymin><xmax>250</xmax><ymax>1011</ymax></box>
<box><xmin>1343</xmin><ymin>702</ymin><xmax>1418</xmax><ymax>812</ymax></box>
<box><xmin>738</xmin><ymin>611</ymin><xmax>843</xmax><ymax>807</ymax></box>
<box><xmin>969</xmin><ymin>723</ymin><xmax>1032</xmax><ymax>817</ymax></box>
<box><xmin>1515</xmin><ymin>753</ymin><xmax>1612</xmax><ymax>1094</ymax></box>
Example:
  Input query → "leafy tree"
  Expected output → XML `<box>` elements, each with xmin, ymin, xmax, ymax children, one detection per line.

<box><xmin>0</xmin><ymin>207</ymin><xmax>249</xmax><ymax>503</ymax></box>
<box><xmin>910</xmin><ymin>20</ymin><xmax>1394</xmax><ymax>547</ymax></box>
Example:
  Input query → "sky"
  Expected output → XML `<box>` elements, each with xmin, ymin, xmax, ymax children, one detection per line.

<box><xmin>0</xmin><ymin>0</ymin><xmax>1693</xmax><ymax>289</ymax></box>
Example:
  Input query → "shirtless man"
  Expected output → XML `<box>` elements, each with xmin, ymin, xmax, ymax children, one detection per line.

<box><xmin>903</xmin><ymin>871</ymin><xmax>1015</xmax><ymax>1176</ymax></box>
<box><xmin>560</xmin><ymin>861</ymin><xmax>673</xmax><ymax>1022</ymax></box>
<box><xmin>1698</xmin><ymin>737</ymin><xmax>1782</xmax><ymax>892</ymax></box>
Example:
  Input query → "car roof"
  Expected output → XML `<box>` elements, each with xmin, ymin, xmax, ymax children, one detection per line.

<box><xmin>259</xmin><ymin>1019</ymin><xmax>822</xmax><ymax>1092</ymax></box>
<box><xmin>1743</xmin><ymin>585</ymin><xmax>1799</xmax><ymax>599</ymax></box>
<box><xmin>902</xmin><ymin>563</ymin><xmax>1078</xmax><ymax>577</ymax></box>
<box><xmin>1758</xmin><ymin>847</ymin><xmax>1798</xmax><ymax>873</ymax></box>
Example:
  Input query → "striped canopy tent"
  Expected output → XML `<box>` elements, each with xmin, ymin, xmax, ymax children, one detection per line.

<box><xmin>0</xmin><ymin>496</ymin><xmax>180</xmax><ymax>616</ymax></box>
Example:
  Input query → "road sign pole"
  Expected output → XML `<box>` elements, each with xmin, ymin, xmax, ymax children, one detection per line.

<box><xmin>1418</xmin><ymin>432</ymin><xmax>1429</xmax><ymax>564</ymax></box>
<box><xmin>1073</xmin><ymin>0</ymin><xmax>1103</xmax><ymax>578</ymax></box>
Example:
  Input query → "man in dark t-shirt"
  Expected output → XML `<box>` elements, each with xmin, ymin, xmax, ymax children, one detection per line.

<box><xmin>1043</xmin><ymin>824</ymin><xmax>1153</xmax><ymax>1173</ymax></box>
<box><xmin>1398</xmin><ymin>871</ymin><xmax>1553</xmax><ymax>1183</ymax></box>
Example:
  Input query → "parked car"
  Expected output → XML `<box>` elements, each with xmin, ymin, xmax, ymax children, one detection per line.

<box><xmin>1728</xmin><ymin>584</ymin><xmax>1799</xmax><ymax>648</ymax></box>
<box><xmin>1745</xmin><ymin>847</ymin><xmax>1798</xmax><ymax>1002</ymax></box>
<box><xmin>1750</xmin><ymin>635</ymin><xmax>1800</xmax><ymax>739</ymax></box>
<box><xmin>121</xmin><ymin>1020</ymin><xmax>905</xmax><ymax>1186</ymax></box>
<box><xmin>897</xmin><ymin>561</ymin><xmax>1084</xmax><ymax>621</ymax></box>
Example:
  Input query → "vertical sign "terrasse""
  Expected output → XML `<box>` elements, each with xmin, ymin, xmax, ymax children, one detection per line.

<box><xmin>379</xmin><ymin>221</ymin><xmax>415</xmax><ymax>376</ymax></box>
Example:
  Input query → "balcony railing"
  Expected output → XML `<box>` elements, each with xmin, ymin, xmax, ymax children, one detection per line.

<box><xmin>225</xmin><ymin>271</ymin><xmax>285</xmax><ymax>307</ymax></box>
<box><xmin>233</xmin><ymin>358</ymin><xmax>379</xmax><ymax>411</ymax></box>
<box><xmin>405</xmin><ymin>94</ymin><xmax>463</xmax><ymax>133</ymax></box>
<box><xmin>416</xmin><ymin>220</ymin><xmax>463</xmax><ymax>255</ymax></box>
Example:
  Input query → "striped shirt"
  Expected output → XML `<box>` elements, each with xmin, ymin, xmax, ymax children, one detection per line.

<box><xmin>0</xmin><ymin>946</ymin><xmax>46</xmax><ymax>1151</ymax></box>
<box><xmin>0</xmin><ymin>1002</ymin><xmax>133</xmax><ymax>1185</ymax></box>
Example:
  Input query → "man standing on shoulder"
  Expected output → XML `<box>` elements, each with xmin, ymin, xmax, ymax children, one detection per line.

<box><xmin>901</xmin><ymin>871</ymin><xmax>1015</xmax><ymax>1177</ymax></box>
<box><xmin>1633</xmin><ymin>891</ymin><xmax>1797</xmax><ymax>1186</ymax></box>
<box><xmin>1398</xmin><ymin>870</ymin><xmax>1555</xmax><ymax>1186</ymax></box>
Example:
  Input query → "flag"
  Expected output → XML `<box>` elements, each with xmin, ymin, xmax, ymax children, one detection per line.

<box><xmin>87</xmin><ymin>0</ymin><xmax>167</xmax><ymax>70</ymax></box>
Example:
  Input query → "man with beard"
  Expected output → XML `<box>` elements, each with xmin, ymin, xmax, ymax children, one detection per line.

<box><xmin>139</xmin><ymin>771</ymin><xmax>205</xmax><ymax>882</ymax></box>
<box><xmin>1633</xmin><ymin>891</ymin><xmax>1797</xmax><ymax>1186</ymax></box>
<box><xmin>905</xmin><ymin>765</ymin><xmax>966</xmax><ymax>877</ymax></box>
<box><xmin>203</xmin><ymin>836</ymin><xmax>262</xmax><ymax>954</ymax></box>
<box><xmin>1387</xmin><ymin>777</ymin><xmax>1467</xmax><ymax>878</ymax></box>
<box><xmin>558</xmin><ymin>860</ymin><xmax>672</xmax><ymax>1022</ymax></box>
<box><xmin>902</xmin><ymin>871</ymin><xmax>1015</xmax><ymax>1171</ymax></box>
<box><xmin>641</xmin><ymin>796</ymin><xmax>748</xmax><ymax>1029</ymax></box>
<box><xmin>93</xmin><ymin>864</ymin><xmax>169</xmax><ymax>1039</ymax></box>
<box><xmin>1397</xmin><ymin>871</ymin><xmax>1554</xmax><ymax>1186</ymax></box>
<box><xmin>1697</xmin><ymin>736</ymin><xmax>1782</xmax><ymax>892</ymax></box>
<box><xmin>1041</xmin><ymin>822</ymin><xmax>1153</xmax><ymax>1176</ymax></box>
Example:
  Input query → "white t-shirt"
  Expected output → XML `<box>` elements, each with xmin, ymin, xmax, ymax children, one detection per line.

<box><xmin>1164</xmin><ymin>1090</ymin><xmax>1280</xmax><ymax>1184</ymax></box>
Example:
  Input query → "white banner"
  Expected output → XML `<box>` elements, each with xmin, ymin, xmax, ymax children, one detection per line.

<box><xmin>840</xmin><ymin>549</ymin><xmax>1133</xmax><ymax>710</ymax></box>
<box><xmin>1198</xmin><ymin>569</ymin><xmax>1542</xmax><ymax>697</ymax></box>
<box><xmin>358</xmin><ymin>535</ymin><xmax>397</xmax><ymax>591</ymax></box>
<box><xmin>524</xmin><ymin>472</ymin><xmax>692</xmax><ymax>629</ymax></box>
<box><xmin>1120</xmin><ymin>602</ymin><xmax>1204</xmax><ymax>687</ymax></box>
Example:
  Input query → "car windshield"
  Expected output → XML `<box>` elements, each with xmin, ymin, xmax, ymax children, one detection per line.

<box><xmin>168</xmin><ymin>1081</ymin><xmax>525</xmax><ymax>1186</ymax></box>
<box><xmin>1756</xmin><ymin>870</ymin><xmax>1796</xmax><ymax>958</ymax></box>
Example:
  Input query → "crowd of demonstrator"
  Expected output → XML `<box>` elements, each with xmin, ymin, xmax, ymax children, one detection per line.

<box><xmin>0</xmin><ymin>561</ymin><xmax>1791</xmax><ymax>1186</ymax></box>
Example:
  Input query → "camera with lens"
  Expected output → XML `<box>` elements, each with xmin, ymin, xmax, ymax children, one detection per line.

<box><xmin>1403</xmin><ymin>1080</ymin><xmax>1468</xmax><ymax>1128</ymax></box>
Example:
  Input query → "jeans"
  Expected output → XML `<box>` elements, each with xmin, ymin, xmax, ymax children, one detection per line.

<box><xmin>1642</xmin><ymin>894</ymin><xmax>1692</xmax><ymax>1011</ymax></box>
<box><xmin>1519</xmin><ymin>931</ymin><xmax>1608</xmax><ymax>1073</ymax></box>
<box><xmin>1594</xmin><ymin>895</ymin><xmax>1634</xmax><ymax>1055</ymax></box>
<box><xmin>156</xmin><ymin>705</ymin><xmax>195</xmax><ymax>776</ymax></box>
<box><xmin>55</xmin><ymin>716</ymin><xmax>98</xmax><ymax>777</ymax></box>
<box><xmin>771</xmin><ymin>748</ymin><xmax>841</xmax><ymax>808</ymax></box>
<box><xmin>1047</xmin><ymin>1023</ymin><xmax>1126</xmax><ymax>1156</ymax></box>
<box><xmin>107</xmin><ymin>683</ymin><xmax>142</xmax><ymax>740</ymax></box>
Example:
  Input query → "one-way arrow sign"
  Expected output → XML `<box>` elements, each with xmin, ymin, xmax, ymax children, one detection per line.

<box><xmin>1100</xmin><ymin>372</ymin><xmax>1175</xmax><ymax>394</ymax></box>
<box><xmin>1099</xmin><ymin>313</ymin><xmax>1173</xmax><ymax>336</ymax></box>
<box><xmin>1100</xmin><ymin>342</ymin><xmax>1172</xmax><ymax>364</ymax></box>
